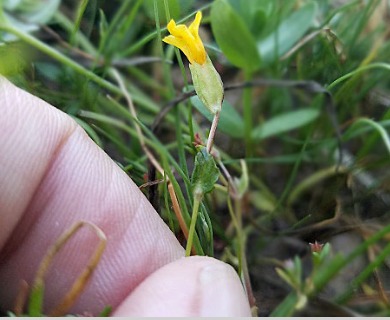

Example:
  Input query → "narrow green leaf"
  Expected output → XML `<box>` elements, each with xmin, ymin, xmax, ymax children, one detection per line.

<box><xmin>252</xmin><ymin>108</ymin><xmax>320</xmax><ymax>141</ymax></box>
<box><xmin>258</xmin><ymin>2</ymin><xmax>317</xmax><ymax>63</ymax></box>
<box><xmin>190</xmin><ymin>96</ymin><xmax>244</xmax><ymax>138</ymax></box>
<box><xmin>211</xmin><ymin>0</ymin><xmax>261</xmax><ymax>73</ymax></box>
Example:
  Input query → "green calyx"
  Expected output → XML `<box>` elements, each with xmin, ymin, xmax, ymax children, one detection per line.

<box><xmin>189</xmin><ymin>55</ymin><xmax>224</xmax><ymax>114</ymax></box>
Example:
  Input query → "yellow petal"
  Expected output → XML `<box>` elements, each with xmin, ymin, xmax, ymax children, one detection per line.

<box><xmin>162</xmin><ymin>11</ymin><xmax>206</xmax><ymax>65</ymax></box>
<box><xmin>163</xmin><ymin>35</ymin><xmax>194</xmax><ymax>64</ymax></box>
<box><xmin>189</xmin><ymin>11</ymin><xmax>202</xmax><ymax>38</ymax></box>
<box><xmin>167</xmin><ymin>19</ymin><xmax>177</xmax><ymax>34</ymax></box>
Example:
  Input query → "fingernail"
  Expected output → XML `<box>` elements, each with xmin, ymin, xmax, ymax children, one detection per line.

<box><xmin>198</xmin><ymin>262</ymin><xmax>252</xmax><ymax>316</ymax></box>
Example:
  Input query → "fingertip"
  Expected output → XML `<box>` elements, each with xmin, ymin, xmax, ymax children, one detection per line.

<box><xmin>113</xmin><ymin>256</ymin><xmax>252</xmax><ymax>317</ymax></box>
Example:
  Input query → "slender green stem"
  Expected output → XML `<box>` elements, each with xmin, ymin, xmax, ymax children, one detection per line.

<box><xmin>186</xmin><ymin>195</ymin><xmax>202</xmax><ymax>256</ymax></box>
<box><xmin>327</xmin><ymin>62</ymin><xmax>390</xmax><ymax>91</ymax></box>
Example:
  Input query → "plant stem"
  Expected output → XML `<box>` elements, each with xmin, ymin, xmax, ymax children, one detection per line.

<box><xmin>206</xmin><ymin>111</ymin><xmax>221</xmax><ymax>153</ymax></box>
<box><xmin>185</xmin><ymin>195</ymin><xmax>202</xmax><ymax>256</ymax></box>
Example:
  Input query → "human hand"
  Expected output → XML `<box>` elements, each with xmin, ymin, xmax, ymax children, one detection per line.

<box><xmin>0</xmin><ymin>77</ymin><xmax>251</xmax><ymax>316</ymax></box>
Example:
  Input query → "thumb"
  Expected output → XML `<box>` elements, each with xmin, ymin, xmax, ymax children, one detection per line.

<box><xmin>113</xmin><ymin>256</ymin><xmax>252</xmax><ymax>317</ymax></box>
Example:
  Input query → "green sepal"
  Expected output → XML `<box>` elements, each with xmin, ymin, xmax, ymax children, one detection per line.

<box><xmin>189</xmin><ymin>55</ymin><xmax>224</xmax><ymax>115</ymax></box>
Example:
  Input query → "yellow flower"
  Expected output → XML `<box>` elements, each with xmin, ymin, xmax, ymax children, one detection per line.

<box><xmin>163</xmin><ymin>11</ymin><xmax>206</xmax><ymax>65</ymax></box>
<box><xmin>163</xmin><ymin>11</ymin><xmax>224</xmax><ymax>115</ymax></box>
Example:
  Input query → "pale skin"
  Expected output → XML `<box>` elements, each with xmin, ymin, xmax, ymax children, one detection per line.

<box><xmin>0</xmin><ymin>77</ymin><xmax>251</xmax><ymax>316</ymax></box>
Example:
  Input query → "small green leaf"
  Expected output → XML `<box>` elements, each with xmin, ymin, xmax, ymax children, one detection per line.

<box><xmin>252</xmin><ymin>108</ymin><xmax>320</xmax><ymax>141</ymax></box>
<box><xmin>191</xmin><ymin>96</ymin><xmax>244</xmax><ymax>138</ymax></box>
<box><xmin>211</xmin><ymin>0</ymin><xmax>261</xmax><ymax>73</ymax></box>
<box><xmin>258</xmin><ymin>2</ymin><xmax>317</xmax><ymax>63</ymax></box>
<box><xmin>191</xmin><ymin>147</ymin><xmax>220</xmax><ymax>197</ymax></box>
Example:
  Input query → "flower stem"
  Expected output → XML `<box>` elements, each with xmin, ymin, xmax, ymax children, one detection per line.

<box><xmin>185</xmin><ymin>195</ymin><xmax>202</xmax><ymax>256</ymax></box>
<box><xmin>206</xmin><ymin>110</ymin><xmax>220</xmax><ymax>153</ymax></box>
